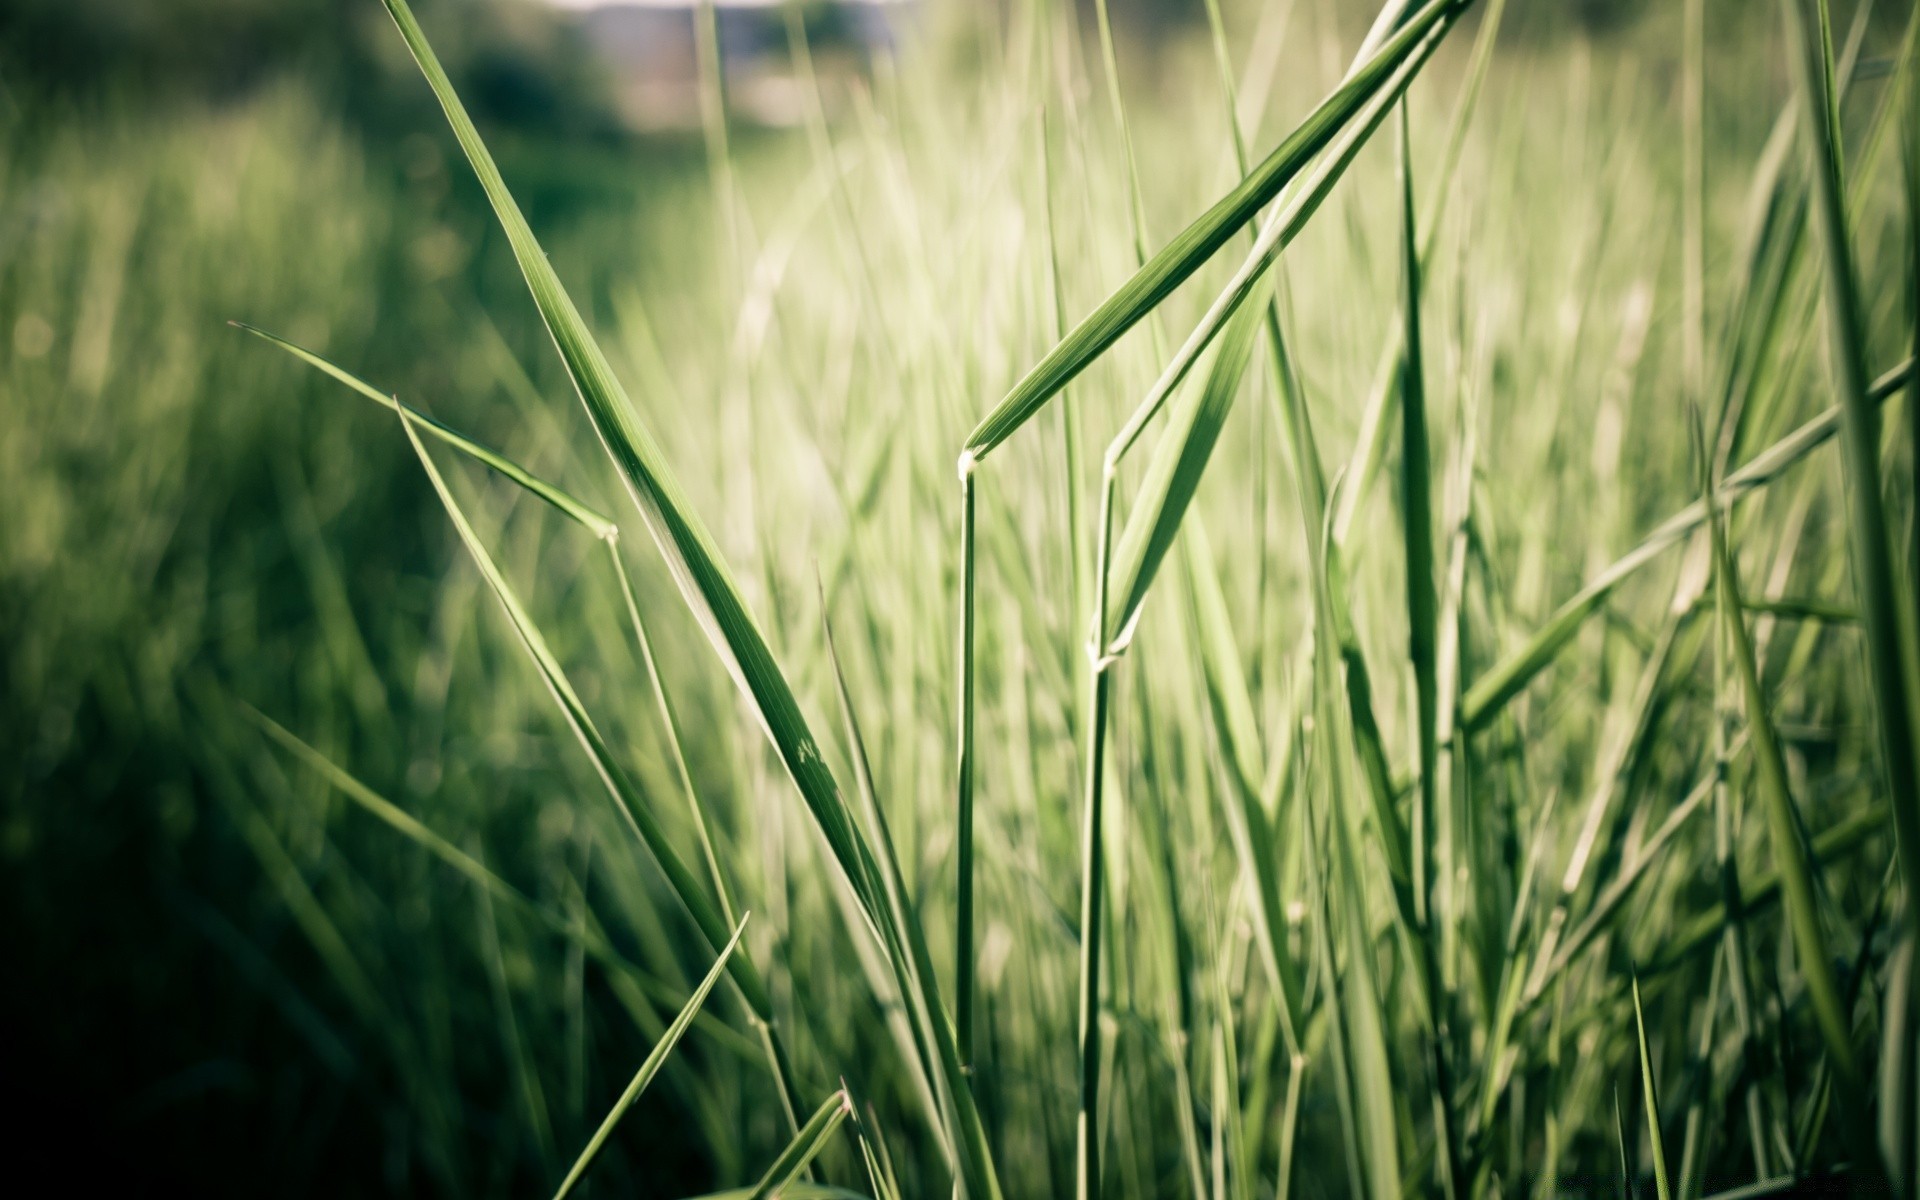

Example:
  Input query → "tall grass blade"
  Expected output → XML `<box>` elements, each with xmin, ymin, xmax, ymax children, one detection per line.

<box><xmin>1784</xmin><ymin>0</ymin><xmax>1920</xmax><ymax>918</ymax></box>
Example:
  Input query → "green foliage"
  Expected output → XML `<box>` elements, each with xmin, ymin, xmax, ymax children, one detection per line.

<box><xmin>6</xmin><ymin>0</ymin><xmax>1920</xmax><ymax>1196</ymax></box>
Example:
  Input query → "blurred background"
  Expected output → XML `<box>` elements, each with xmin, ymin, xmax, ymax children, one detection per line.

<box><xmin>2</xmin><ymin>0</ymin><xmax>1912</xmax><ymax>1196</ymax></box>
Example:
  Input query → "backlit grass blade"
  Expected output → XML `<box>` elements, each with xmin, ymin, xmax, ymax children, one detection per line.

<box><xmin>1459</xmin><ymin>357</ymin><xmax>1915</xmax><ymax>730</ymax></box>
<box><xmin>1183</xmin><ymin>526</ymin><xmax>1305</xmax><ymax>1048</ymax></box>
<box><xmin>235</xmin><ymin>321</ymin><xmax>617</xmax><ymax>541</ymax></box>
<box><xmin>747</xmin><ymin>1091</ymin><xmax>854</xmax><ymax>1200</ymax></box>
<box><xmin>552</xmin><ymin>916</ymin><xmax>751</xmax><ymax>1200</ymax></box>
<box><xmin>1631</xmin><ymin>973</ymin><xmax>1672</xmax><ymax>1200</ymax></box>
<box><xmin>961</xmin><ymin>0</ymin><xmax>1471</xmax><ymax>462</ymax></box>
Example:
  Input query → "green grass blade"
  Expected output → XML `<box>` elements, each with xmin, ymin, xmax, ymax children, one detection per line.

<box><xmin>748</xmin><ymin>1091</ymin><xmax>854</xmax><ymax>1200</ymax></box>
<box><xmin>1396</xmin><ymin>101</ymin><xmax>1439</xmax><ymax>933</ymax></box>
<box><xmin>1705</xmin><ymin>438</ymin><xmax>1865</xmax><ymax>1121</ymax></box>
<box><xmin>1183</xmin><ymin>526</ymin><xmax>1305</xmax><ymax>1048</ymax></box>
<box><xmin>1784</xmin><ymin>0</ymin><xmax>1920</xmax><ymax>934</ymax></box>
<box><xmin>235</xmin><ymin>321</ymin><xmax>617</xmax><ymax>540</ymax></box>
<box><xmin>378</xmin><ymin>0</ymin><xmax>873</xmax><ymax>926</ymax></box>
<box><xmin>961</xmin><ymin>0</ymin><xmax>1470</xmax><ymax>462</ymax></box>
<box><xmin>553</xmin><ymin>916</ymin><xmax>751</xmax><ymax>1200</ymax></box>
<box><xmin>1631</xmin><ymin>973</ymin><xmax>1672</xmax><ymax>1200</ymax></box>
<box><xmin>1104</xmin><ymin>278</ymin><xmax>1269</xmax><ymax>648</ymax></box>
<box><xmin>390</xmin><ymin>393</ymin><xmax>772</xmax><ymax>1019</ymax></box>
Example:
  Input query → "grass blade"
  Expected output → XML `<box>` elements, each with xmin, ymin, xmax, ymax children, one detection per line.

<box><xmin>376</xmin><ymin>8</ymin><xmax>1002</xmax><ymax>1193</ymax></box>
<box><xmin>1104</xmin><ymin>276</ymin><xmax>1269</xmax><ymax>648</ymax></box>
<box><xmin>1784</xmin><ymin>0</ymin><xmax>1920</xmax><ymax>936</ymax></box>
<box><xmin>235</xmin><ymin>321</ymin><xmax>617</xmax><ymax>540</ymax></box>
<box><xmin>748</xmin><ymin>1091</ymin><xmax>855</xmax><ymax>1200</ymax></box>
<box><xmin>552</xmin><ymin>916</ymin><xmax>751</xmax><ymax>1200</ymax></box>
<box><xmin>1705</xmin><ymin>412</ymin><xmax>1867</xmax><ymax>1153</ymax></box>
<box><xmin>961</xmin><ymin>0</ymin><xmax>1471</xmax><ymax>461</ymax></box>
<box><xmin>1631</xmin><ymin>972</ymin><xmax>1672</xmax><ymax>1200</ymax></box>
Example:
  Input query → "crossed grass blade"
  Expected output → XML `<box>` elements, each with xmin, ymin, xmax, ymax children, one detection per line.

<box><xmin>378</xmin><ymin>0</ymin><xmax>870</xmax><ymax>909</ymax></box>
<box><xmin>553</xmin><ymin>916</ymin><xmax>751</xmax><ymax>1200</ymax></box>
<box><xmin>744</xmin><ymin>1091</ymin><xmax>855</xmax><ymax>1200</ymax></box>
<box><xmin>962</xmin><ymin>0</ymin><xmax>1472</xmax><ymax>462</ymax></box>
<box><xmin>235</xmin><ymin>322</ymin><xmax>618</xmax><ymax>541</ymax></box>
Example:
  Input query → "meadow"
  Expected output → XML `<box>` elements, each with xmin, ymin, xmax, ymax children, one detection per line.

<box><xmin>3</xmin><ymin>0</ymin><xmax>1919</xmax><ymax>1196</ymax></box>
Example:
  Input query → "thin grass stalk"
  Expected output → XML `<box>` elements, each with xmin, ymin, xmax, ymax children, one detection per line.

<box><xmin>609</xmin><ymin>542</ymin><xmax>740</xmax><ymax>929</ymax></box>
<box><xmin>955</xmin><ymin>464</ymin><xmax>978</xmax><ymax>1075</ymax></box>
<box><xmin>1075</xmin><ymin>464</ymin><xmax>1120</xmax><ymax>1200</ymax></box>
<box><xmin>1632</xmin><ymin>973</ymin><xmax>1673</xmax><ymax>1200</ymax></box>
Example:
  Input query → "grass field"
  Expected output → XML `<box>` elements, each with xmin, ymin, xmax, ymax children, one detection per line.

<box><xmin>4</xmin><ymin>0</ymin><xmax>1920</xmax><ymax>1196</ymax></box>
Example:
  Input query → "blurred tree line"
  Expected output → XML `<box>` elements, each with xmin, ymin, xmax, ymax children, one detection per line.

<box><xmin>0</xmin><ymin>0</ymin><xmax>622</xmax><ymax>139</ymax></box>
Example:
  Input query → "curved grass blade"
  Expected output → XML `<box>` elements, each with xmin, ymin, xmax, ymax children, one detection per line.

<box><xmin>961</xmin><ymin>0</ymin><xmax>1471</xmax><ymax>462</ymax></box>
<box><xmin>234</xmin><ymin>322</ymin><xmax>617</xmax><ymax>541</ymax></box>
<box><xmin>1459</xmin><ymin>357</ymin><xmax>1914</xmax><ymax>731</ymax></box>
<box><xmin>552</xmin><ymin>916</ymin><xmax>751</xmax><ymax>1200</ymax></box>
<box><xmin>746</xmin><ymin>1091</ymin><xmax>855</xmax><ymax>1200</ymax></box>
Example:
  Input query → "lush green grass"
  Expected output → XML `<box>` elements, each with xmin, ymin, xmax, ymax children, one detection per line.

<box><xmin>4</xmin><ymin>1</ymin><xmax>1920</xmax><ymax>1196</ymax></box>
